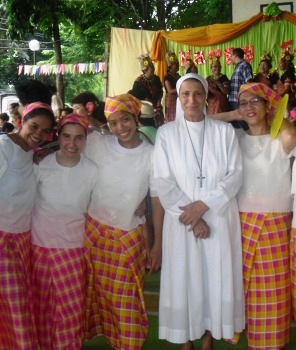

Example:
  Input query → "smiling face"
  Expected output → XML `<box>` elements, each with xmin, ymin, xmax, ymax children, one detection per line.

<box><xmin>238</xmin><ymin>91</ymin><xmax>268</xmax><ymax>128</ymax></box>
<box><xmin>179</xmin><ymin>79</ymin><xmax>206</xmax><ymax>121</ymax></box>
<box><xmin>58</xmin><ymin>123</ymin><xmax>86</xmax><ymax>162</ymax></box>
<box><xmin>108</xmin><ymin>110</ymin><xmax>140</xmax><ymax>148</ymax></box>
<box><xmin>19</xmin><ymin>115</ymin><xmax>53</xmax><ymax>150</ymax></box>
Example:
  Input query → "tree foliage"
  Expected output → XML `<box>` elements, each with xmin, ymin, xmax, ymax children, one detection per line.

<box><xmin>0</xmin><ymin>0</ymin><xmax>231</xmax><ymax>99</ymax></box>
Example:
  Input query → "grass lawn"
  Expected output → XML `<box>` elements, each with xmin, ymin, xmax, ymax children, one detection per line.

<box><xmin>82</xmin><ymin>271</ymin><xmax>296</xmax><ymax>349</ymax></box>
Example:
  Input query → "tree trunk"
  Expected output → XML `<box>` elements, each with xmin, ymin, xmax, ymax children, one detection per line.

<box><xmin>52</xmin><ymin>20</ymin><xmax>64</xmax><ymax>106</ymax></box>
<box><xmin>156</xmin><ymin>0</ymin><xmax>166</xmax><ymax>30</ymax></box>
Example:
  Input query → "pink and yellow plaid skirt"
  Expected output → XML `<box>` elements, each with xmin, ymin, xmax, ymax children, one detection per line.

<box><xmin>290</xmin><ymin>227</ymin><xmax>296</xmax><ymax>321</ymax></box>
<box><xmin>31</xmin><ymin>245</ymin><xmax>86</xmax><ymax>350</ymax></box>
<box><xmin>0</xmin><ymin>230</ymin><xmax>37</xmax><ymax>350</ymax></box>
<box><xmin>241</xmin><ymin>212</ymin><xmax>291</xmax><ymax>350</ymax></box>
<box><xmin>84</xmin><ymin>215</ymin><xmax>148</xmax><ymax>350</ymax></box>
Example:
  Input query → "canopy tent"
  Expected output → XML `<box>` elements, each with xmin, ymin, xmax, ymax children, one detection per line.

<box><xmin>107</xmin><ymin>11</ymin><xmax>296</xmax><ymax>97</ymax></box>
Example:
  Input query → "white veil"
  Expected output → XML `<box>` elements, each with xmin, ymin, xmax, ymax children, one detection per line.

<box><xmin>175</xmin><ymin>73</ymin><xmax>209</xmax><ymax>120</ymax></box>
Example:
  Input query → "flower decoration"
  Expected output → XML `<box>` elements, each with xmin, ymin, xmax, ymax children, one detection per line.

<box><xmin>260</xmin><ymin>52</ymin><xmax>272</xmax><ymax>62</ymax></box>
<box><xmin>263</xmin><ymin>2</ymin><xmax>282</xmax><ymax>17</ymax></box>
<box><xmin>179</xmin><ymin>50</ymin><xmax>191</xmax><ymax>67</ymax></box>
<box><xmin>208</xmin><ymin>49</ymin><xmax>221</xmax><ymax>61</ymax></box>
<box><xmin>280</xmin><ymin>40</ymin><xmax>294</xmax><ymax>61</ymax></box>
<box><xmin>290</xmin><ymin>109</ymin><xmax>296</xmax><ymax>119</ymax></box>
<box><xmin>166</xmin><ymin>51</ymin><xmax>179</xmax><ymax>67</ymax></box>
<box><xmin>143</xmin><ymin>60</ymin><xmax>149</xmax><ymax>66</ymax></box>
<box><xmin>179</xmin><ymin>51</ymin><xmax>186</xmax><ymax>67</ymax></box>
<box><xmin>242</xmin><ymin>45</ymin><xmax>254</xmax><ymax>63</ymax></box>
<box><xmin>224</xmin><ymin>47</ymin><xmax>234</xmax><ymax>65</ymax></box>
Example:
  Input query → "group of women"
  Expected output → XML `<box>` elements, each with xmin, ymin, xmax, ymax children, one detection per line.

<box><xmin>0</xmin><ymin>83</ymin><xmax>162</xmax><ymax>350</ymax></box>
<box><xmin>1</xmin><ymin>67</ymin><xmax>296</xmax><ymax>350</ymax></box>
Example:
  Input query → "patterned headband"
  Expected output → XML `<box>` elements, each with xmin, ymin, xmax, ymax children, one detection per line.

<box><xmin>238</xmin><ymin>83</ymin><xmax>281</xmax><ymax>114</ymax></box>
<box><xmin>104</xmin><ymin>93</ymin><xmax>142</xmax><ymax>119</ymax></box>
<box><xmin>22</xmin><ymin>101</ymin><xmax>54</xmax><ymax>122</ymax></box>
<box><xmin>57</xmin><ymin>113</ymin><xmax>89</xmax><ymax>133</ymax></box>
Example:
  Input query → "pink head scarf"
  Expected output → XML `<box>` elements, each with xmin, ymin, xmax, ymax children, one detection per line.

<box><xmin>22</xmin><ymin>102</ymin><xmax>54</xmax><ymax>123</ymax></box>
<box><xmin>57</xmin><ymin>113</ymin><xmax>89</xmax><ymax>134</ymax></box>
<box><xmin>104</xmin><ymin>93</ymin><xmax>141</xmax><ymax>119</ymax></box>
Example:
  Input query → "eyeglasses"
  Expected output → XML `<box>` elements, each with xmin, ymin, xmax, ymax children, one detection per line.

<box><xmin>238</xmin><ymin>97</ymin><xmax>264</xmax><ymax>108</ymax></box>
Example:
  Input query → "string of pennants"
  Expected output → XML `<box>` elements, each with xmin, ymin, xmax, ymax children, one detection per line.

<box><xmin>18</xmin><ymin>62</ymin><xmax>105</xmax><ymax>76</ymax></box>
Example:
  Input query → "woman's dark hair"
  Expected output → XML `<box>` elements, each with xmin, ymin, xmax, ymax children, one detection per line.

<box><xmin>23</xmin><ymin>108</ymin><xmax>56</xmax><ymax>129</ymax></box>
<box><xmin>0</xmin><ymin>113</ymin><xmax>9</xmax><ymax>122</ymax></box>
<box><xmin>61</xmin><ymin>107</ymin><xmax>73</xmax><ymax>115</ymax></box>
<box><xmin>71</xmin><ymin>91</ymin><xmax>107</xmax><ymax>124</ymax></box>
<box><xmin>1</xmin><ymin>122</ymin><xmax>14</xmax><ymax>133</ymax></box>
<box><xmin>259</xmin><ymin>59</ymin><xmax>272</xmax><ymax>69</ymax></box>
<box><xmin>15</xmin><ymin>80</ymin><xmax>52</xmax><ymax>106</ymax></box>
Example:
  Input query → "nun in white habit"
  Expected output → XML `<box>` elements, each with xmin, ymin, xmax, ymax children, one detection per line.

<box><xmin>151</xmin><ymin>73</ymin><xmax>245</xmax><ymax>350</ymax></box>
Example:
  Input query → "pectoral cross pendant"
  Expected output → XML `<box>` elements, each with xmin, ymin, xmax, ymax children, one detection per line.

<box><xmin>197</xmin><ymin>173</ymin><xmax>205</xmax><ymax>188</ymax></box>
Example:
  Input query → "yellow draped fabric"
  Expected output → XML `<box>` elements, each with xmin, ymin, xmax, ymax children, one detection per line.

<box><xmin>151</xmin><ymin>12</ymin><xmax>296</xmax><ymax>82</ymax></box>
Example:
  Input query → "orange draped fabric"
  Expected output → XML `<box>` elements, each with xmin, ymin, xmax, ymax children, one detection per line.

<box><xmin>151</xmin><ymin>11</ymin><xmax>296</xmax><ymax>82</ymax></box>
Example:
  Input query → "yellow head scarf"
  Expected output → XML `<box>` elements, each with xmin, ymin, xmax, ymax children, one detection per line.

<box><xmin>104</xmin><ymin>93</ymin><xmax>142</xmax><ymax>119</ymax></box>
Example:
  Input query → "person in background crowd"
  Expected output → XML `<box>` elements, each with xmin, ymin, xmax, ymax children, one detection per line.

<box><xmin>0</xmin><ymin>112</ymin><xmax>9</xmax><ymax>132</ymax></box>
<box><xmin>48</xmin><ymin>85</ymin><xmax>63</xmax><ymax>121</ymax></box>
<box><xmin>84</xmin><ymin>93</ymin><xmax>162</xmax><ymax>350</ymax></box>
<box><xmin>253</xmin><ymin>52</ymin><xmax>279</xmax><ymax>89</ymax></box>
<box><xmin>31</xmin><ymin>113</ymin><xmax>97</xmax><ymax>350</ymax></box>
<box><xmin>185</xmin><ymin>58</ymin><xmax>198</xmax><ymax>74</ymax></box>
<box><xmin>0</xmin><ymin>121</ymin><xmax>14</xmax><ymax>134</ymax></box>
<box><xmin>276</xmin><ymin>49</ymin><xmax>295</xmax><ymax>101</ymax></box>
<box><xmin>138</xmin><ymin>100</ymin><xmax>164</xmax><ymax>269</ymax></box>
<box><xmin>206</xmin><ymin>57</ymin><xmax>230</xmax><ymax>114</ymax></box>
<box><xmin>8</xmin><ymin>102</ymin><xmax>22</xmax><ymax>131</ymax></box>
<box><xmin>164</xmin><ymin>51</ymin><xmax>180</xmax><ymax>122</ymax></box>
<box><xmin>71</xmin><ymin>91</ymin><xmax>110</xmax><ymax>135</ymax></box>
<box><xmin>152</xmin><ymin>73</ymin><xmax>244</xmax><ymax>350</ymax></box>
<box><xmin>130</xmin><ymin>54</ymin><xmax>164</xmax><ymax>127</ymax></box>
<box><xmin>229</xmin><ymin>48</ymin><xmax>253</xmax><ymax>129</ymax></box>
<box><xmin>0</xmin><ymin>102</ymin><xmax>55</xmax><ymax>350</ymax></box>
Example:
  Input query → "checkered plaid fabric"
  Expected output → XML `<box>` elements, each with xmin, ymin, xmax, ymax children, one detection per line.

<box><xmin>84</xmin><ymin>215</ymin><xmax>148</xmax><ymax>350</ymax></box>
<box><xmin>290</xmin><ymin>227</ymin><xmax>296</xmax><ymax>321</ymax></box>
<box><xmin>241</xmin><ymin>212</ymin><xmax>291</xmax><ymax>350</ymax></box>
<box><xmin>0</xmin><ymin>230</ymin><xmax>38</xmax><ymax>350</ymax></box>
<box><xmin>31</xmin><ymin>245</ymin><xmax>86</xmax><ymax>350</ymax></box>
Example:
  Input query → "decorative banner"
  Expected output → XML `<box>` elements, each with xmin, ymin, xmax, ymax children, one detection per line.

<box><xmin>179</xmin><ymin>50</ymin><xmax>193</xmax><ymax>67</ymax></box>
<box><xmin>223</xmin><ymin>45</ymin><xmax>254</xmax><ymax>65</ymax></box>
<box><xmin>223</xmin><ymin>47</ymin><xmax>234</xmax><ymax>65</ymax></box>
<box><xmin>242</xmin><ymin>45</ymin><xmax>254</xmax><ymax>63</ymax></box>
<box><xmin>18</xmin><ymin>62</ymin><xmax>105</xmax><ymax>75</ymax></box>
<box><xmin>194</xmin><ymin>51</ymin><xmax>206</xmax><ymax>65</ymax></box>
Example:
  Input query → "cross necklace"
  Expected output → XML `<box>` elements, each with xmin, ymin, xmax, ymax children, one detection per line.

<box><xmin>184</xmin><ymin>117</ymin><xmax>206</xmax><ymax>188</ymax></box>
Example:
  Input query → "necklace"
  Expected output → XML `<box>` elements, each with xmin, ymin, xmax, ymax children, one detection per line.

<box><xmin>184</xmin><ymin>117</ymin><xmax>206</xmax><ymax>188</ymax></box>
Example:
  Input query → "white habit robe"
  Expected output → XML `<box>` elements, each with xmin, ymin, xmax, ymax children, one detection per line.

<box><xmin>152</xmin><ymin>116</ymin><xmax>245</xmax><ymax>343</ymax></box>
